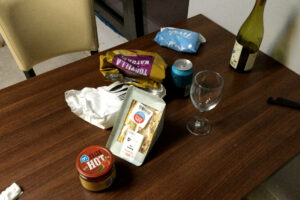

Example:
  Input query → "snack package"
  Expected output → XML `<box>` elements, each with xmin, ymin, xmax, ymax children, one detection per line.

<box><xmin>100</xmin><ymin>50</ymin><xmax>167</xmax><ymax>88</ymax></box>
<box><xmin>117</xmin><ymin>100</ymin><xmax>162</xmax><ymax>154</ymax></box>
<box><xmin>106</xmin><ymin>86</ymin><xmax>166</xmax><ymax>166</ymax></box>
<box><xmin>154</xmin><ymin>27</ymin><xmax>206</xmax><ymax>53</ymax></box>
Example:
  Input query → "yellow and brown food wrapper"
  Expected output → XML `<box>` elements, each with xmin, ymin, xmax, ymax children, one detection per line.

<box><xmin>99</xmin><ymin>50</ymin><xmax>167</xmax><ymax>88</ymax></box>
<box><xmin>106</xmin><ymin>86</ymin><xmax>166</xmax><ymax>166</ymax></box>
<box><xmin>117</xmin><ymin>100</ymin><xmax>162</xmax><ymax>154</ymax></box>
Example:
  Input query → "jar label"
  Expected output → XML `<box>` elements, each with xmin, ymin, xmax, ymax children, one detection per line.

<box><xmin>76</xmin><ymin>146</ymin><xmax>113</xmax><ymax>178</ymax></box>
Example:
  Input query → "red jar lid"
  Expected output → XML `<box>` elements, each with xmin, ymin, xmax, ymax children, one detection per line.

<box><xmin>76</xmin><ymin>145</ymin><xmax>114</xmax><ymax>180</ymax></box>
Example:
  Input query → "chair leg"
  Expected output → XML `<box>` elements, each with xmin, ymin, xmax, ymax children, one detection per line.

<box><xmin>0</xmin><ymin>35</ymin><xmax>4</xmax><ymax>47</ymax></box>
<box><xmin>90</xmin><ymin>50</ymin><xmax>98</xmax><ymax>55</ymax></box>
<box><xmin>24</xmin><ymin>69</ymin><xmax>36</xmax><ymax>79</ymax></box>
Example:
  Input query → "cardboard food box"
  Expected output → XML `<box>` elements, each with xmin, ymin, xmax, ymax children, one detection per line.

<box><xmin>106</xmin><ymin>86</ymin><xmax>166</xmax><ymax>166</ymax></box>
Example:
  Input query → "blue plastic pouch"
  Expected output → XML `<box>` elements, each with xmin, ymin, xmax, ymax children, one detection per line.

<box><xmin>154</xmin><ymin>27</ymin><xmax>206</xmax><ymax>53</ymax></box>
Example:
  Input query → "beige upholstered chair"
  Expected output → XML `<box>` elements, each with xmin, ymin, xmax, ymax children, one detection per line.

<box><xmin>0</xmin><ymin>0</ymin><xmax>99</xmax><ymax>79</ymax></box>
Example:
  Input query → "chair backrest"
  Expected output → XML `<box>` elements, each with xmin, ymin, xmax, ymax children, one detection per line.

<box><xmin>0</xmin><ymin>0</ymin><xmax>99</xmax><ymax>72</ymax></box>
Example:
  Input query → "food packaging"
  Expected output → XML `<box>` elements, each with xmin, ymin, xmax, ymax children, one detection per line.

<box><xmin>99</xmin><ymin>49</ymin><xmax>167</xmax><ymax>89</ymax></box>
<box><xmin>106</xmin><ymin>86</ymin><xmax>166</xmax><ymax>166</ymax></box>
<box><xmin>75</xmin><ymin>145</ymin><xmax>116</xmax><ymax>191</ymax></box>
<box><xmin>154</xmin><ymin>27</ymin><xmax>206</xmax><ymax>53</ymax></box>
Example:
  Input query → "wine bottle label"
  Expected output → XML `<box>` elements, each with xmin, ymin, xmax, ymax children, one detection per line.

<box><xmin>230</xmin><ymin>40</ymin><xmax>258</xmax><ymax>71</ymax></box>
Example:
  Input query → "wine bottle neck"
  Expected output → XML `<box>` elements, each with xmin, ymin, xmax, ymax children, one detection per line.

<box><xmin>256</xmin><ymin>0</ymin><xmax>267</xmax><ymax>6</ymax></box>
<box><xmin>251</xmin><ymin>0</ymin><xmax>266</xmax><ymax>19</ymax></box>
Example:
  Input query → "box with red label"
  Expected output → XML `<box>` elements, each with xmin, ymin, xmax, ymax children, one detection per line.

<box><xmin>106</xmin><ymin>86</ymin><xmax>166</xmax><ymax>166</ymax></box>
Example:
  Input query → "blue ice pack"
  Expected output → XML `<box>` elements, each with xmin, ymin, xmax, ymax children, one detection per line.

<box><xmin>154</xmin><ymin>27</ymin><xmax>206</xmax><ymax>53</ymax></box>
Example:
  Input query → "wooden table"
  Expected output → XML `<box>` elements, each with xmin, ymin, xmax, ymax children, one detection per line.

<box><xmin>0</xmin><ymin>14</ymin><xmax>299</xmax><ymax>200</ymax></box>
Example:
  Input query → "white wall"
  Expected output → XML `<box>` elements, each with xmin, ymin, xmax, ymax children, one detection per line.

<box><xmin>188</xmin><ymin>0</ymin><xmax>300</xmax><ymax>75</ymax></box>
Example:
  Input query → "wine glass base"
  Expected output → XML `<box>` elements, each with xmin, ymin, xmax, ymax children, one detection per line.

<box><xmin>186</xmin><ymin>116</ymin><xmax>211</xmax><ymax>136</ymax></box>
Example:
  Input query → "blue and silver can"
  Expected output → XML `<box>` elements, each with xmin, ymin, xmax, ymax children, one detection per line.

<box><xmin>171</xmin><ymin>59</ymin><xmax>194</xmax><ymax>97</ymax></box>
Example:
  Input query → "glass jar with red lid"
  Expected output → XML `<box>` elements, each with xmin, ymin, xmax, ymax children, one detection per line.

<box><xmin>76</xmin><ymin>145</ymin><xmax>116</xmax><ymax>191</ymax></box>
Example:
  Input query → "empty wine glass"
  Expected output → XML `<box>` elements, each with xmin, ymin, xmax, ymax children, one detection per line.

<box><xmin>187</xmin><ymin>70</ymin><xmax>224</xmax><ymax>136</ymax></box>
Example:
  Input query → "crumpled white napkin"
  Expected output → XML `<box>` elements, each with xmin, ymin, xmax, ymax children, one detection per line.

<box><xmin>0</xmin><ymin>183</ymin><xmax>23</xmax><ymax>200</ymax></box>
<box><xmin>65</xmin><ymin>82</ymin><xmax>128</xmax><ymax>129</ymax></box>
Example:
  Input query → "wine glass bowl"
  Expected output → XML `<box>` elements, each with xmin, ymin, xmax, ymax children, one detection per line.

<box><xmin>187</xmin><ymin>70</ymin><xmax>224</xmax><ymax>136</ymax></box>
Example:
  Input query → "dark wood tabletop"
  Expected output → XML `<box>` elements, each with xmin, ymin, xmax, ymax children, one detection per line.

<box><xmin>0</xmin><ymin>14</ymin><xmax>299</xmax><ymax>200</ymax></box>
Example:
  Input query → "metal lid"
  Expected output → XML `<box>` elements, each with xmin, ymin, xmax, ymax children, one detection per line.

<box><xmin>173</xmin><ymin>59</ymin><xmax>193</xmax><ymax>71</ymax></box>
<box><xmin>76</xmin><ymin>145</ymin><xmax>114</xmax><ymax>180</ymax></box>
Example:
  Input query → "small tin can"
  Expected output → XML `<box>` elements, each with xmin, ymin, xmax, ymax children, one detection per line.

<box><xmin>171</xmin><ymin>59</ymin><xmax>194</xmax><ymax>97</ymax></box>
<box><xmin>76</xmin><ymin>145</ymin><xmax>116</xmax><ymax>191</ymax></box>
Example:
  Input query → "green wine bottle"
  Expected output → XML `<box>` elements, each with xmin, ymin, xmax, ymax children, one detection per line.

<box><xmin>230</xmin><ymin>0</ymin><xmax>267</xmax><ymax>72</ymax></box>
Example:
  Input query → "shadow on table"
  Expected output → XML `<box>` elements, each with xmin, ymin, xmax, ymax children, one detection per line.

<box><xmin>145</xmin><ymin>118</ymin><xmax>188</xmax><ymax>163</ymax></box>
<box><xmin>103</xmin><ymin>160</ymin><xmax>133</xmax><ymax>192</ymax></box>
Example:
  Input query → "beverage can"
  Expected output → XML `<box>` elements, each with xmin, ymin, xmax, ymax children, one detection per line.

<box><xmin>171</xmin><ymin>59</ymin><xmax>194</xmax><ymax>97</ymax></box>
